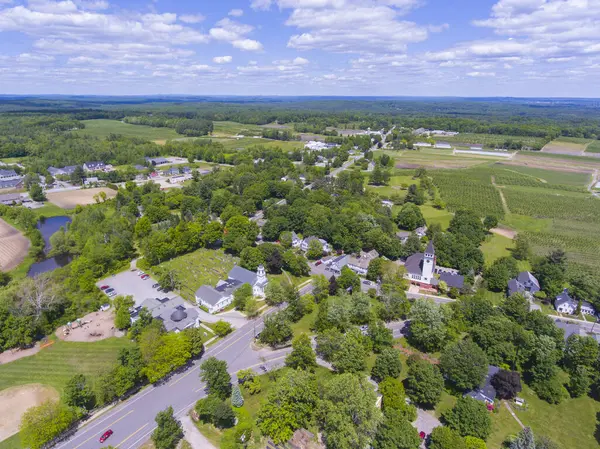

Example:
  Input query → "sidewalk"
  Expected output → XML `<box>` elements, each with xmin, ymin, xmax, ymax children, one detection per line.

<box><xmin>180</xmin><ymin>415</ymin><xmax>217</xmax><ymax>449</ymax></box>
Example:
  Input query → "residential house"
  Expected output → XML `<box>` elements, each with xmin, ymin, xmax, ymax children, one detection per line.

<box><xmin>466</xmin><ymin>366</ymin><xmax>501</xmax><ymax>405</ymax></box>
<box><xmin>83</xmin><ymin>177</ymin><xmax>99</xmax><ymax>186</ymax></box>
<box><xmin>404</xmin><ymin>241</ymin><xmax>464</xmax><ymax>291</ymax></box>
<box><xmin>347</xmin><ymin>250</ymin><xmax>379</xmax><ymax>276</ymax></box>
<box><xmin>0</xmin><ymin>193</ymin><xmax>23</xmax><ymax>205</ymax></box>
<box><xmin>329</xmin><ymin>254</ymin><xmax>350</xmax><ymax>274</ymax></box>
<box><xmin>195</xmin><ymin>265</ymin><xmax>268</xmax><ymax>314</ymax></box>
<box><xmin>381</xmin><ymin>200</ymin><xmax>394</xmax><ymax>208</ymax></box>
<box><xmin>48</xmin><ymin>165</ymin><xmax>79</xmax><ymax>177</ymax></box>
<box><xmin>555</xmin><ymin>289</ymin><xmax>596</xmax><ymax>316</ymax></box>
<box><xmin>0</xmin><ymin>169</ymin><xmax>20</xmax><ymax>180</ymax></box>
<box><xmin>507</xmin><ymin>272</ymin><xmax>540</xmax><ymax>298</ymax></box>
<box><xmin>291</xmin><ymin>231</ymin><xmax>302</xmax><ymax>248</ymax></box>
<box><xmin>163</xmin><ymin>167</ymin><xmax>180</xmax><ymax>177</ymax></box>
<box><xmin>414</xmin><ymin>142</ymin><xmax>432</xmax><ymax>148</ymax></box>
<box><xmin>83</xmin><ymin>161</ymin><xmax>106</xmax><ymax>172</ymax></box>
<box><xmin>415</xmin><ymin>226</ymin><xmax>427</xmax><ymax>238</ymax></box>
<box><xmin>145</xmin><ymin>157</ymin><xmax>169</xmax><ymax>166</ymax></box>
<box><xmin>396</xmin><ymin>230</ymin><xmax>411</xmax><ymax>244</ymax></box>
<box><xmin>0</xmin><ymin>178</ymin><xmax>23</xmax><ymax>189</ymax></box>
<box><xmin>132</xmin><ymin>296</ymin><xmax>199</xmax><ymax>333</ymax></box>
<box><xmin>300</xmin><ymin>236</ymin><xmax>331</xmax><ymax>253</ymax></box>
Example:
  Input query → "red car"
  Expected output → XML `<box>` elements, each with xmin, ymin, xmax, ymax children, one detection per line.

<box><xmin>419</xmin><ymin>431</ymin><xmax>426</xmax><ymax>440</ymax></box>
<box><xmin>99</xmin><ymin>429</ymin><xmax>113</xmax><ymax>443</ymax></box>
<box><xmin>100</xmin><ymin>285</ymin><xmax>110</xmax><ymax>290</ymax></box>
<box><xmin>315</xmin><ymin>260</ymin><xmax>322</xmax><ymax>266</ymax></box>
<box><xmin>141</xmin><ymin>274</ymin><xmax>150</xmax><ymax>280</ymax></box>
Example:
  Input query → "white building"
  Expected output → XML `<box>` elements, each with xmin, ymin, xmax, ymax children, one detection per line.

<box><xmin>301</xmin><ymin>236</ymin><xmax>331</xmax><ymax>253</ymax></box>
<box><xmin>83</xmin><ymin>161</ymin><xmax>106</xmax><ymax>172</ymax></box>
<box><xmin>0</xmin><ymin>169</ymin><xmax>20</xmax><ymax>181</ymax></box>
<box><xmin>347</xmin><ymin>250</ymin><xmax>379</xmax><ymax>276</ymax></box>
<box><xmin>555</xmin><ymin>289</ymin><xmax>596</xmax><ymax>316</ymax></box>
<box><xmin>195</xmin><ymin>265</ymin><xmax>268</xmax><ymax>314</ymax></box>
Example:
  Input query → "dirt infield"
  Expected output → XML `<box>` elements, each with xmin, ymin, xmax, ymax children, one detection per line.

<box><xmin>0</xmin><ymin>218</ymin><xmax>30</xmax><ymax>271</ymax></box>
<box><xmin>46</xmin><ymin>188</ymin><xmax>117</xmax><ymax>209</ymax></box>
<box><xmin>56</xmin><ymin>309</ymin><xmax>121</xmax><ymax>342</ymax></box>
<box><xmin>0</xmin><ymin>384</ymin><xmax>59</xmax><ymax>441</ymax></box>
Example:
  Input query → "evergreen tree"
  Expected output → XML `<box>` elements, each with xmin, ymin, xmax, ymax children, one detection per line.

<box><xmin>231</xmin><ymin>384</ymin><xmax>244</xmax><ymax>407</ymax></box>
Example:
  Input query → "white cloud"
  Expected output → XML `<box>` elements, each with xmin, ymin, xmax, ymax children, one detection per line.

<box><xmin>209</xmin><ymin>18</ymin><xmax>263</xmax><ymax>51</ymax></box>
<box><xmin>292</xmin><ymin>56</ymin><xmax>308</xmax><ymax>65</ymax></box>
<box><xmin>213</xmin><ymin>55</ymin><xmax>232</xmax><ymax>64</ymax></box>
<box><xmin>228</xmin><ymin>9</ymin><xmax>243</xmax><ymax>17</ymax></box>
<box><xmin>16</xmin><ymin>52</ymin><xmax>55</xmax><ymax>62</ymax></box>
<box><xmin>466</xmin><ymin>71</ymin><xmax>496</xmax><ymax>77</ymax></box>
<box><xmin>179</xmin><ymin>14</ymin><xmax>205</xmax><ymax>24</ymax></box>
<box><xmin>250</xmin><ymin>0</ymin><xmax>272</xmax><ymax>10</ymax></box>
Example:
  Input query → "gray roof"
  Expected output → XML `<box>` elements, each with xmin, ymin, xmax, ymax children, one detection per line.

<box><xmin>439</xmin><ymin>272</ymin><xmax>464</xmax><ymax>289</ymax></box>
<box><xmin>0</xmin><ymin>169</ymin><xmax>18</xmax><ymax>177</ymax></box>
<box><xmin>508</xmin><ymin>272</ymin><xmax>540</xmax><ymax>296</ymax></box>
<box><xmin>555</xmin><ymin>289</ymin><xmax>575</xmax><ymax>307</ymax></box>
<box><xmin>228</xmin><ymin>265</ymin><xmax>258</xmax><ymax>285</ymax></box>
<box><xmin>425</xmin><ymin>241</ymin><xmax>435</xmax><ymax>255</ymax></box>
<box><xmin>195</xmin><ymin>285</ymin><xmax>225</xmax><ymax>306</ymax></box>
<box><xmin>0</xmin><ymin>178</ymin><xmax>23</xmax><ymax>189</ymax></box>
<box><xmin>84</xmin><ymin>161</ymin><xmax>105</xmax><ymax>169</ymax></box>
<box><xmin>517</xmin><ymin>271</ymin><xmax>540</xmax><ymax>289</ymax></box>
<box><xmin>466</xmin><ymin>365</ymin><xmax>500</xmax><ymax>403</ymax></box>
<box><xmin>0</xmin><ymin>193</ymin><xmax>22</xmax><ymax>202</ymax></box>
<box><xmin>138</xmin><ymin>296</ymin><xmax>198</xmax><ymax>332</ymax></box>
<box><xmin>146</xmin><ymin>157</ymin><xmax>169</xmax><ymax>165</ymax></box>
<box><xmin>507</xmin><ymin>279</ymin><xmax>521</xmax><ymax>297</ymax></box>
<box><xmin>405</xmin><ymin>252</ymin><xmax>425</xmax><ymax>275</ymax></box>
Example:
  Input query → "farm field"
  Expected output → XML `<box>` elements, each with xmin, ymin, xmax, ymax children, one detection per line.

<box><xmin>46</xmin><ymin>187</ymin><xmax>117</xmax><ymax>209</ymax></box>
<box><xmin>212</xmin><ymin>121</ymin><xmax>262</xmax><ymax>137</ymax></box>
<box><xmin>492</xmin><ymin>163</ymin><xmax>591</xmax><ymax>187</ymax></box>
<box><xmin>0</xmin><ymin>218</ymin><xmax>30</xmax><ymax>271</ymax></box>
<box><xmin>585</xmin><ymin>140</ymin><xmax>600</xmax><ymax>153</ymax></box>
<box><xmin>151</xmin><ymin>248</ymin><xmax>236</xmax><ymax>301</ymax></box>
<box><xmin>75</xmin><ymin>119</ymin><xmax>182</xmax><ymax>141</ymax></box>
<box><xmin>191</xmin><ymin>136</ymin><xmax>304</xmax><ymax>152</ymax></box>
<box><xmin>380</xmin><ymin>148</ymin><xmax>506</xmax><ymax>169</ymax></box>
<box><xmin>420</xmin><ymin>204</ymin><xmax>454</xmax><ymax>230</ymax></box>
<box><xmin>541</xmin><ymin>137</ymin><xmax>593</xmax><ymax>155</ymax></box>
<box><xmin>436</xmin><ymin>133</ymin><xmax>547</xmax><ymax>149</ymax></box>
<box><xmin>0</xmin><ymin>338</ymin><xmax>133</xmax><ymax>394</ymax></box>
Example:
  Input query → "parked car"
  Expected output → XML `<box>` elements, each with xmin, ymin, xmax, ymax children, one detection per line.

<box><xmin>137</xmin><ymin>271</ymin><xmax>145</xmax><ymax>276</ymax></box>
<box><xmin>419</xmin><ymin>431</ymin><xmax>426</xmax><ymax>440</ymax></box>
<box><xmin>107</xmin><ymin>291</ymin><xmax>117</xmax><ymax>297</ymax></box>
<box><xmin>315</xmin><ymin>260</ymin><xmax>322</xmax><ymax>266</ymax></box>
<box><xmin>100</xmin><ymin>285</ymin><xmax>110</xmax><ymax>290</ymax></box>
<box><xmin>105</xmin><ymin>288</ymin><xmax>115</xmax><ymax>294</ymax></box>
<box><xmin>141</xmin><ymin>274</ymin><xmax>150</xmax><ymax>280</ymax></box>
<box><xmin>157</xmin><ymin>286</ymin><xmax>164</xmax><ymax>292</ymax></box>
<box><xmin>99</xmin><ymin>430</ymin><xmax>113</xmax><ymax>443</ymax></box>
<box><xmin>152</xmin><ymin>283</ymin><xmax>160</xmax><ymax>288</ymax></box>
<box><xmin>362</xmin><ymin>280</ymin><xmax>371</xmax><ymax>285</ymax></box>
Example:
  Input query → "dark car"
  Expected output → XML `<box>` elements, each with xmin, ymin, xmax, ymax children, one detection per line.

<box><xmin>100</xmin><ymin>285</ymin><xmax>110</xmax><ymax>290</ymax></box>
<box><xmin>99</xmin><ymin>429</ymin><xmax>113</xmax><ymax>443</ymax></box>
<box><xmin>315</xmin><ymin>260</ymin><xmax>322</xmax><ymax>266</ymax></box>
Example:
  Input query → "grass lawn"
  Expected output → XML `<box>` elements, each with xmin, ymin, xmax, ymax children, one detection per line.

<box><xmin>433</xmin><ymin>391</ymin><xmax>457</xmax><ymax>418</ymax></box>
<box><xmin>0</xmin><ymin>338</ymin><xmax>134</xmax><ymax>395</ymax></box>
<box><xmin>420</xmin><ymin>204</ymin><xmax>454</xmax><ymax>230</ymax></box>
<box><xmin>291</xmin><ymin>307</ymin><xmax>318</xmax><ymax>336</ymax></box>
<box><xmin>35</xmin><ymin>203</ymin><xmax>69</xmax><ymax>218</ymax></box>
<box><xmin>511</xmin><ymin>385</ymin><xmax>600</xmax><ymax>449</ymax></box>
<box><xmin>151</xmin><ymin>248</ymin><xmax>237</xmax><ymax>301</ymax></box>
<box><xmin>480</xmin><ymin>233</ymin><xmax>514</xmax><ymax>266</ymax></box>
<box><xmin>438</xmin><ymin>133</ymin><xmax>547</xmax><ymax>149</ymax></box>
<box><xmin>75</xmin><ymin>119</ymin><xmax>182</xmax><ymax>141</ymax></box>
<box><xmin>487</xmin><ymin>402</ymin><xmax>523</xmax><ymax>449</ymax></box>
<box><xmin>191</xmin><ymin>137</ymin><xmax>304</xmax><ymax>152</ymax></box>
<box><xmin>0</xmin><ymin>434</ymin><xmax>21</xmax><ymax>449</ymax></box>
<box><xmin>480</xmin><ymin>289</ymin><xmax>507</xmax><ymax>306</ymax></box>
<box><xmin>212</xmin><ymin>121</ymin><xmax>262</xmax><ymax>137</ymax></box>
<box><xmin>585</xmin><ymin>140</ymin><xmax>600</xmax><ymax>153</ymax></box>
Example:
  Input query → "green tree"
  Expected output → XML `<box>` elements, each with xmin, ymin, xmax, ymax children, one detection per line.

<box><xmin>405</xmin><ymin>356</ymin><xmax>445</xmax><ymax>408</ymax></box>
<box><xmin>443</xmin><ymin>396</ymin><xmax>492</xmax><ymax>440</ymax></box>
<box><xmin>409</xmin><ymin>299</ymin><xmax>448</xmax><ymax>352</ymax></box>
<box><xmin>151</xmin><ymin>406</ymin><xmax>183</xmax><ymax>449</ymax></box>
<box><xmin>483</xmin><ymin>215</ymin><xmax>498</xmax><ymax>230</ymax></box>
<box><xmin>501</xmin><ymin>293</ymin><xmax>530</xmax><ymax>324</ymax></box>
<box><xmin>240</xmin><ymin>246</ymin><xmax>266</xmax><ymax>271</ymax></box>
<box><xmin>395</xmin><ymin>203</ymin><xmax>426</xmax><ymax>231</ymax></box>
<box><xmin>568</xmin><ymin>365</ymin><xmax>592</xmax><ymax>398</ymax></box>
<box><xmin>563</xmin><ymin>334</ymin><xmax>599</xmax><ymax>372</ymax></box>
<box><xmin>465</xmin><ymin>436</ymin><xmax>488</xmax><ymax>449</ymax></box>
<box><xmin>440</xmin><ymin>340</ymin><xmax>488</xmax><ymax>391</ymax></box>
<box><xmin>265</xmin><ymin>281</ymin><xmax>286</xmax><ymax>306</ymax></box>
<box><xmin>141</xmin><ymin>331</ymin><xmax>192</xmax><ymax>383</ymax></box>
<box><xmin>195</xmin><ymin>395</ymin><xmax>222</xmax><ymax>423</ymax></box>
<box><xmin>214</xmin><ymin>402</ymin><xmax>236</xmax><ymax>428</ymax></box>
<box><xmin>29</xmin><ymin>182</ymin><xmax>46</xmax><ymax>202</ymax></box>
<box><xmin>513</xmin><ymin>234</ymin><xmax>531</xmax><ymax>261</ymax></box>
<box><xmin>183</xmin><ymin>327</ymin><xmax>205</xmax><ymax>357</ymax></box>
<box><xmin>405</xmin><ymin>184</ymin><xmax>425</xmax><ymax>205</ymax></box>
<box><xmin>114</xmin><ymin>304</ymin><xmax>132</xmax><ymax>330</ymax></box>
<box><xmin>371</xmin><ymin>348</ymin><xmax>403</xmax><ymax>382</ymax></box>
<box><xmin>332</xmin><ymin>328</ymin><xmax>367</xmax><ymax>374</ymax></box>
<box><xmin>257</xmin><ymin>370</ymin><xmax>319</xmax><ymax>444</ymax></box>
<box><xmin>213</xmin><ymin>320</ymin><xmax>233</xmax><ymax>337</ymax></box>
<box><xmin>337</xmin><ymin>266</ymin><xmax>360</xmax><ymax>292</ymax></box>
<box><xmin>200</xmin><ymin>357</ymin><xmax>231</xmax><ymax>400</ymax></box>
<box><xmin>307</xmin><ymin>239</ymin><xmax>325</xmax><ymax>259</ymax></box>
<box><xmin>491</xmin><ymin>370</ymin><xmax>522</xmax><ymax>400</ymax></box>
<box><xmin>373</xmin><ymin>411</ymin><xmax>421</xmax><ymax>449</ymax></box>
<box><xmin>237</xmin><ymin>368</ymin><xmax>261</xmax><ymax>395</ymax></box>
<box><xmin>509</xmin><ymin>427</ymin><xmax>536</xmax><ymax>449</ymax></box>
<box><xmin>233</xmin><ymin>283</ymin><xmax>253</xmax><ymax>311</ymax></box>
<box><xmin>311</xmin><ymin>274</ymin><xmax>330</xmax><ymax>303</ymax></box>
<box><xmin>485</xmin><ymin>257</ymin><xmax>518</xmax><ymax>292</ymax></box>
<box><xmin>20</xmin><ymin>401</ymin><xmax>80</xmax><ymax>449</ymax></box>
<box><xmin>259</xmin><ymin>312</ymin><xmax>293</xmax><ymax>347</ymax></box>
<box><xmin>429</xmin><ymin>426</ymin><xmax>467</xmax><ymax>449</ymax></box>
<box><xmin>367</xmin><ymin>258</ymin><xmax>384</xmax><ymax>282</ymax></box>
<box><xmin>368</xmin><ymin>321</ymin><xmax>393</xmax><ymax>352</ymax></box>
<box><xmin>379</xmin><ymin>377</ymin><xmax>416</xmax><ymax>421</ymax></box>
<box><xmin>223</xmin><ymin>215</ymin><xmax>259</xmax><ymax>255</ymax></box>
<box><xmin>317</xmin><ymin>373</ymin><xmax>382</xmax><ymax>449</ymax></box>
<box><xmin>285</xmin><ymin>333</ymin><xmax>317</xmax><ymax>370</ymax></box>
<box><xmin>64</xmin><ymin>374</ymin><xmax>95</xmax><ymax>410</ymax></box>
<box><xmin>231</xmin><ymin>384</ymin><xmax>244</xmax><ymax>407</ymax></box>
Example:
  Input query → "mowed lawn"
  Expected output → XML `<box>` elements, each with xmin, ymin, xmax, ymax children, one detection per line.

<box><xmin>0</xmin><ymin>338</ymin><xmax>133</xmax><ymax>395</ymax></box>
<box><xmin>480</xmin><ymin>233</ymin><xmax>514</xmax><ymax>266</ymax></box>
<box><xmin>75</xmin><ymin>119</ymin><xmax>182</xmax><ymax>140</ymax></box>
<box><xmin>585</xmin><ymin>140</ymin><xmax>600</xmax><ymax>153</ymax></box>
<box><xmin>153</xmin><ymin>248</ymin><xmax>237</xmax><ymax>301</ymax></box>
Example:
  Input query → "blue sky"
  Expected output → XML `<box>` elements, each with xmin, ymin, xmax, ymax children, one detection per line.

<box><xmin>0</xmin><ymin>0</ymin><xmax>598</xmax><ymax>97</ymax></box>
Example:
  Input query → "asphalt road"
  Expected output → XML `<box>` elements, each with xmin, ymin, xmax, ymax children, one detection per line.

<box><xmin>55</xmin><ymin>310</ymin><xmax>287</xmax><ymax>449</ymax></box>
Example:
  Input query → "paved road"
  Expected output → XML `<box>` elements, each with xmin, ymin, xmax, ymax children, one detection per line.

<box><xmin>55</xmin><ymin>311</ymin><xmax>287</xmax><ymax>449</ymax></box>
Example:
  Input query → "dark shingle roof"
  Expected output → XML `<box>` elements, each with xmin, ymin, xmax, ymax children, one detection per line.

<box><xmin>404</xmin><ymin>252</ymin><xmax>424</xmax><ymax>275</ymax></box>
<box><xmin>425</xmin><ymin>240</ymin><xmax>435</xmax><ymax>255</ymax></box>
<box><xmin>439</xmin><ymin>272</ymin><xmax>464</xmax><ymax>289</ymax></box>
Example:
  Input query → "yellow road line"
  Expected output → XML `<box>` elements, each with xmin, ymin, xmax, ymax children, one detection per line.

<box><xmin>72</xmin><ymin>410</ymin><xmax>135</xmax><ymax>449</ymax></box>
<box><xmin>115</xmin><ymin>423</ymin><xmax>148</xmax><ymax>448</ymax></box>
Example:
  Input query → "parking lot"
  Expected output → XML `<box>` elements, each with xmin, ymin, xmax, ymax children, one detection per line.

<box><xmin>96</xmin><ymin>269</ymin><xmax>164</xmax><ymax>307</ymax></box>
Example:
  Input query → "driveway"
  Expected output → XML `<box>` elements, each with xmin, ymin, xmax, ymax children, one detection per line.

<box><xmin>413</xmin><ymin>408</ymin><xmax>441</xmax><ymax>440</ymax></box>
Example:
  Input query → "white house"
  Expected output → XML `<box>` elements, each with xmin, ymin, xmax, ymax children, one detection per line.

<box><xmin>555</xmin><ymin>289</ymin><xmax>596</xmax><ymax>316</ymax></box>
<box><xmin>329</xmin><ymin>254</ymin><xmax>350</xmax><ymax>274</ymax></box>
<box><xmin>131</xmin><ymin>296</ymin><xmax>199</xmax><ymax>333</ymax></box>
<box><xmin>404</xmin><ymin>241</ymin><xmax>464</xmax><ymax>291</ymax></box>
<box><xmin>291</xmin><ymin>231</ymin><xmax>302</xmax><ymax>248</ymax></box>
<box><xmin>301</xmin><ymin>236</ymin><xmax>331</xmax><ymax>253</ymax></box>
<box><xmin>83</xmin><ymin>161</ymin><xmax>106</xmax><ymax>172</ymax></box>
<box><xmin>381</xmin><ymin>200</ymin><xmax>394</xmax><ymax>208</ymax></box>
<box><xmin>347</xmin><ymin>250</ymin><xmax>379</xmax><ymax>276</ymax></box>
<box><xmin>195</xmin><ymin>265</ymin><xmax>268</xmax><ymax>314</ymax></box>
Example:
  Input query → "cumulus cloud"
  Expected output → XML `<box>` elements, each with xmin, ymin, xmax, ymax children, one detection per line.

<box><xmin>209</xmin><ymin>18</ymin><xmax>263</xmax><ymax>51</ymax></box>
<box><xmin>466</xmin><ymin>71</ymin><xmax>496</xmax><ymax>77</ymax></box>
<box><xmin>213</xmin><ymin>55</ymin><xmax>232</xmax><ymax>64</ymax></box>
<box><xmin>179</xmin><ymin>14</ymin><xmax>205</xmax><ymax>24</ymax></box>
<box><xmin>228</xmin><ymin>8</ymin><xmax>243</xmax><ymax>17</ymax></box>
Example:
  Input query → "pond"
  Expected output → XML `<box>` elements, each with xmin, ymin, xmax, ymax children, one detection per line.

<box><xmin>27</xmin><ymin>216</ymin><xmax>72</xmax><ymax>277</ymax></box>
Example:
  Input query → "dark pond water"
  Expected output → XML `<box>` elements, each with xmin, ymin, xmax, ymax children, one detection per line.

<box><xmin>27</xmin><ymin>216</ymin><xmax>73</xmax><ymax>277</ymax></box>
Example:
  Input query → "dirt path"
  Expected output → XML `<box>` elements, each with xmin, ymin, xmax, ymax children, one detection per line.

<box><xmin>491</xmin><ymin>175</ymin><xmax>511</xmax><ymax>216</ymax></box>
<box><xmin>180</xmin><ymin>415</ymin><xmax>217</xmax><ymax>449</ymax></box>
<box><xmin>490</xmin><ymin>227</ymin><xmax>517</xmax><ymax>239</ymax></box>
<box><xmin>0</xmin><ymin>343</ymin><xmax>42</xmax><ymax>364</ymax></box>
<box><xmin>503</xmin><ymin>400</ymin><xmax>525</xmax><ymax>429</ymax></box>
<box><xmin>587</xmin><ymin>169</ymin><xmax>598</xmax><ymax>192</ymax></box>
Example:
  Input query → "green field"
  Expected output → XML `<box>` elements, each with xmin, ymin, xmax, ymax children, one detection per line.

<box><xmin>420</xmin><ymin>204</ymin><xmax>454</xmax><ymax>230</ymax></box>
<box><xmin>0</xmin><ymin>338</ymin><xmax>133</xmax><ymax>394</ymax></box>
<box><xmin>151</xmin><ymin>248</ymin><xmax>236</xmax><ymax>301</ymax></box>
<box><xmin>437</xmin><ymin>133</ymin><xmax>547</xmax><ymax>149</ymax></box>
<box><xmin>480</xmin><ymin>233</ymin><xmax>514</xmax><ymax>266</ymax></box>
<box><xmin>380</xmin><ymin>148</ymin><xmax>505</xmax><ymax>170</ymax></box>
<box><xmin>585</xmin><ymin>140</ymin><xmax>600</xmax><ymax>153</ymax></box>
<box><xmin>192</xmin><ymin>137</ymin><xmax>304</xmax><ymax>152</ymax></box>
<box><xmin>493</xmin><ymin>164</ymin><xmax>590</xmax><ymax>187</ymax></box>
<box><xmin>212</xmin><ymin>121</ymin><xmax>262</xmax><ymax>137</ymax></box>
<box><xmin>75</xmin><ymin>119</ymin><xmax>182</xmax><ymax>141</ymax></box>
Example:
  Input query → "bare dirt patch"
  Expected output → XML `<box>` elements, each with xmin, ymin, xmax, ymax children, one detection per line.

<box><xmin>46</xmin><ymin>188</ymin><xmax>117</xmax><ymax>209</ymax></box>
<box><xmin>541</xmin><ymin>141</ymin><xmax>587</xmax><ymax>155</ymax></box>
<box><xmin>56</xmin><ymin>309</ymin><xmax>122</xmax><ymax>342</ymax></box>
<box><xmin>491</xmin><ymin>227</ymin><xmax>517</xmax><ymax>239</ymax></box>
<box><xmin>153</xmin><ymin>139</ymin><xmax>167</xmax><ymax>145</ymax></box>
<box><xmin>0</xmin><ymin>218</ymin><xmax>30</xmax><ymax>271</ymax></box>
<box><xmin>0</xmin><ymin>343</ymin><xmax>43</xmax><ymax>364</ymax></box>
<box><xmin>0</xmin><ymin>384</ymin><xmax>59</xmax><ymax>441</ymax></box>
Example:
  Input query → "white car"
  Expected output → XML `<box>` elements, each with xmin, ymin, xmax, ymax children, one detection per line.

<box><xmin>137</xmin><ymin>271</ymin><xmax>145</xmax><ymax>276</ymax></box>
<box><xmin>107</xmin><ymin>291</ymin><xmax>117</xmax><ymax>297</ymax></box>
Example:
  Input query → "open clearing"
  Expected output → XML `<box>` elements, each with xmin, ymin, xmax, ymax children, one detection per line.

<box><xmin>55</xmin><ymin>310</ymin><xmax>120</xmax><ymax>342</ymax></box>
<box><xmin>46</xmin><ymin>187</ymin><xmax>117</xmax><ymax>209</ymax></box>
<box><xmin>585</xmin><ymin>140</ymin><xmax>600</xmax><ymax>153</ymax></box>
<box><xmin>75</xmin><ymin>119</ymin><xmax>182</xmax><ymax>141</ymax></box>
<box><xmin>0</xmin><ymin>218</ymin><xmax>30</xmax><ymax>271</ymax></box>
<box><xmin>541</xmin><ymin>137</ymin><xmax>593</xmax><ymax>155</ymax></box>
<box><xmin>0</xmin><ymin>384</ymin><xmax>59</xmax><ymax>442</ymax></box>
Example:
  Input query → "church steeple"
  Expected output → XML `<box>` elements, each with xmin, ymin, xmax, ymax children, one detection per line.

<box><xmin>256</xmin><ymin>265</ymin><xmax>266</xmax><ymax>284</ymax></box>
